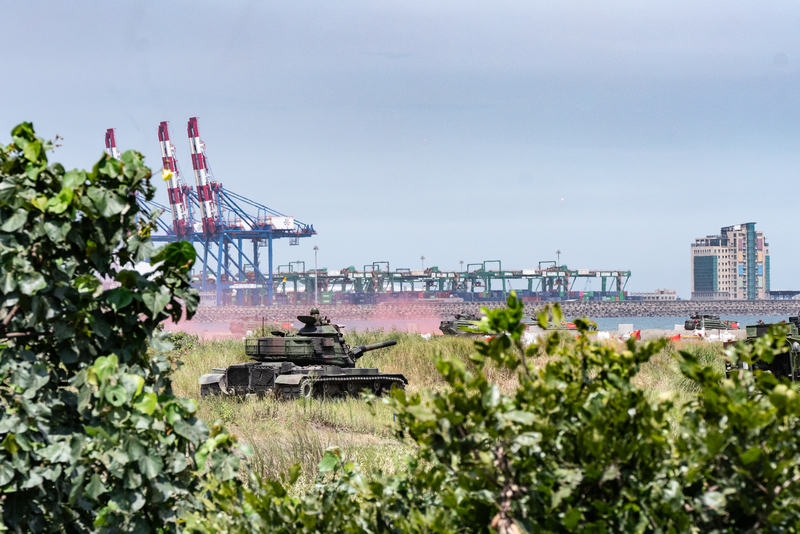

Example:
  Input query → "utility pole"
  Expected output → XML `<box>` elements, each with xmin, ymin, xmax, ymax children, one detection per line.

<box><xmin>421</xmin><ymin>255</ymin><xmax>425</xmax><ymax>269</ymax></box>
<box><xmin>313</xmin><ymin>245</ymin><xmax>319</xmax><ymax>306</ymax></box>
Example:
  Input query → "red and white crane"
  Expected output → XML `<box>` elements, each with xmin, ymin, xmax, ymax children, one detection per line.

<box><xmin>186</xmin><ymin>117</ymin><xmax>218</xmax><ymax>235</ymax></box>
<box><xmin>104</xmin><ymin>128</ymin><xmax>121</xmax><ymax>160</ymax></box>
<box><xmin>157</xmin><ymin>121</ymin><xmax>193</xmax><ymax>236</ymax></box>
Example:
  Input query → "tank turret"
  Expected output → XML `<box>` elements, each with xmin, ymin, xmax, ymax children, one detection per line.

<box><xmin>200</xmin><ymin>310</ymin><xmax>407</xmax><ymax>399</ymax></box>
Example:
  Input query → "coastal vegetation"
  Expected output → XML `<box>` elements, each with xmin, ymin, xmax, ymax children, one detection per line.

<box><xmin>3</xmin><ymin>122</ymin><xmax>800</xmax><ymax>532</ymax></box>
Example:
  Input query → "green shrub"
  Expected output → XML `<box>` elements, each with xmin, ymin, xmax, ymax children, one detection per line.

<box><xmin>168</xmin><ymin>331</ymin><xmax>200</xmax><ymax>354</ymax></box>
<box><xmin>0</xmin><ymin>123</ymin><xmax>243</xmax><ymax>532</ymax></box>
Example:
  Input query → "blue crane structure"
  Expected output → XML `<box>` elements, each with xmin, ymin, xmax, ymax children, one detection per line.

<box><xmin>104</xmin><ymin>121</ymin><xmax>316</xmax><ymax>307</ymax></box>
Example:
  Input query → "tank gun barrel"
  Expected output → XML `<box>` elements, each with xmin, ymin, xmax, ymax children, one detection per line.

<box><xmin>350</xmin><ymin>339</ymin><xmax>397</xmax><ymax>360</ymax></box>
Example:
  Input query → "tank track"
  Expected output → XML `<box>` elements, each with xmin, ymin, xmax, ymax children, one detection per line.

<box><xmin>276</xmin><ymin>375</ymin><xmax>406</xmax><ymax>400</ymax></box>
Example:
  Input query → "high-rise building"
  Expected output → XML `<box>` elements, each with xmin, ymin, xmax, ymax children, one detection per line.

<box><xmin>690</xmin><ymin>222</ymin><xmax>769</xmax><ymax>301</ymax></box>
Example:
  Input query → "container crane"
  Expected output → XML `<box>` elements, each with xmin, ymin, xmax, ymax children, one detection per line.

<box><xmin>104</xmin><ymin>120</ymin><xmax>316</xmax><ymax>307</ymax></box>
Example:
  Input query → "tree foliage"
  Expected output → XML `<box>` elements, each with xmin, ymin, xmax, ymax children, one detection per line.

<box><xmin>0</xmin><ymin>123</ymin><xmax>242</xmax><ymax>532</ymax></box>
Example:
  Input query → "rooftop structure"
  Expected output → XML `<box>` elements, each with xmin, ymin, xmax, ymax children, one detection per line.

<box><xmin>629</xmin><ymin>289</ymin><xmax>677</xmax><ymax>301</ymax></box>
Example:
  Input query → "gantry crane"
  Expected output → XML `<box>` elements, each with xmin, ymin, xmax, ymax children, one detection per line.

<box><xmin>104</xmin><ymin>119</ymin><xmax>316</xmax><ymax>306</ymax></box>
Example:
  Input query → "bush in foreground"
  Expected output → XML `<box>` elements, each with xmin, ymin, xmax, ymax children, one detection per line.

<box><xmin>0</xmin><ymin>124</ymin><xmax>245</xmax><ymax>532</ymax></box>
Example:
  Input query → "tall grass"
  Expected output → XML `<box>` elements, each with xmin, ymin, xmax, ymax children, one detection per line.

<box><xmin>173</xmin><ymin>329</ymin><xmax>727</xmax><ymax>492</ymax></box>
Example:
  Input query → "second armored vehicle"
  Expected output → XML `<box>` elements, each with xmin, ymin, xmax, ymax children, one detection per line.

<box><xmin>439</xmin><ymin>313</ymin><xmax>483</xmax><ymax>336</ymax></box>
<box><xmin>199</xmin><ymin>309</ymin><xmax>407</xmax><ymax>399</ymax></box>
<box><xmin>685</xmin><ymin>313</ymin><xmax>739</xmax><ymax>331</ymax></box>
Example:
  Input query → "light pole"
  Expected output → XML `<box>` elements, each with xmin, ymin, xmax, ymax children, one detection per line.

<box><xmin>313</xmin><ymin>246</ymin><xmax>319</xmax><ymax>306</ymax></box>
<box><xmin>556</xmin><ymin>249</ymin><xmax>561</xmax><ymax>266</ymax></box>
<box><xmin>421</xmin><ymin>255</ymin><xmax>425</xmax><ymax>269</ymax></box>
<box><xmin>459</xmin><ymin>260</ymin><xmax>464</xmax><ymax>271</ymax></box>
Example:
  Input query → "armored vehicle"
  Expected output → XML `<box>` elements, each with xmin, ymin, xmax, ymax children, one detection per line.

<box><xmin>199</xmin><ymin>309</ymin><xmax>407</xmax><ymax>399</ymax></box>
<box><xmin>685</xmin><ymin>313</ymin><xmax>739</xmax><ymax>331</ymax></box>
<box><xmin>439</xmin><ymin>313</ymin><xmax>482</xmax><ymax>336</ymax></box>
<box><xmin>725</xmin><ymin>316</ymin><xmax>800</xmax><ymax>381</ymax></box>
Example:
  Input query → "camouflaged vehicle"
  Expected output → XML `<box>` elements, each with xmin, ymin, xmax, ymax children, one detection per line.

<box><xmin>684</xmin><ymin>313</ymin><xmax>739</xmax><ymax>331</ymax></box>
<box><xmin>439</xmin><ymin>313</ymin><xmax>483</xmax><ymax>336</ymax></box>
<box><xmin>199</xmin><ymin>309</ymin><xmax>407</xmax><ymax>399</ymax></box>
<box><xmin>725</xmin><ymin>316</ymin><xmax>800</xmax><ymax>381</ymax></box>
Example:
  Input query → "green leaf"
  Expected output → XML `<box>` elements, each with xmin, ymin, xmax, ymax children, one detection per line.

<box><xmin>104</xmin><ymin>385</ymin><xmax>127</xmax><ymax>407</ymax></box>
<box><xmin>2</xmin><ymin>209</ymin><xmax>28</xmax><ymax>232</ymax></box>
<box><xmin>139</xmin><ymin>453</ymin><xmax>163</xmax><ymax>479</ymax></box>
<box><xmin>11</xmin><ymin>122</ymin><xmax>34</xmax><ymax>139</ymax></box>
<box><xmin>102</xmin><ymin>192</ymin><xmax>127</xmax><ymax>217</ymax></box>
<box><xmin>45</xmin><ymin>187</ymin><xmax>74</xmax><ymax>214</ymax></box>
<box><xmin>215</xmin><ymin>452</ymin><xmax>240</xmax><ymax>481</ymax></box>
<box><xmin>2</xmin><ymin>433</ymin><xmax>18</xmax><ymax>454</ymax></box>
<box><xmin>31</xmin><ymin>195</ymin><xmax>48</xmax><ymax>211</ymax></box>
<box><xmin>288</xmin><ymin>463</ymin><xmax>302</xmax><ymax>485</ymax></box>
<box><xmin>142</xmin><ymin>288</ymin><xmax>171</xmax><ymax>316</ymax></box>
<box><xmin>195</xmin><ymin>447</ymin><xmax>210</xmax><ymax>472</ymax></box>
<box><xmin>122</xmin><ymin>373</ymin><xmax>145</xmax><ymax>398</ymax></box>
<box><xmin>701</xmin><ymin>491</ymin><xmax>726</xmax><ymax>509</ymax></box>
<box><xmin>23</xmin><ymin>139</ymin><xmax>41</xmax><ymax>162</ymax></box>
<box><xmin>0</xmin><ymin>463</ymin><xmax>14</xmax><ymax>485</ymax></box>
<box><xmin>21</xmin><ymin>470</ymin><xmax>43</xmax><ymax>489</ymax></box>
<box><xmin>87</xmin><ymin>354</ymin><xmax>118</xmax><ymax>385</ymax></box>
<box><xmin>318</xmin><ymin>449</ymin><xmax>340</xmax><ymax>473</ymax></box>
<box><xmin>63</xmin><ymin>169</ymin><xmax>85</xmax><ymax>189</ymax></box>
<box><xmin>172</xmin><ymin>419</ymin><xmax>203</xmax><ymax>444</ymax></box>
<box><xmin>405</xmin><ymin>403</ymin><xmax>436</xmax><ymax>422</ymax></box>
<box><xmin>106</xmin><ymin>287</ymin><xmax>134</xmax><ymax>311</ymax></box>
<box><xmin>18</xmin><ymin>272</ymin><xmax>46</xmax><ymax>295</ymax></box>
<box><xmin>39</xmin><ymin>441</ymin><xmax>71</xmax><ymax>463</ymax></box>
<box><xmin>503</xmin><ymin>410</ymin><xmax>535</xmax><ymax>425</ymax></box>
<box><xmin>99</xmin><ymin>157</ymin><xmax>122</xmax><ymax>178</ymax></box>
<box><xmin>563</xmin><ymin>507</ymin><xmax>581</xmax><ymax>530</ymax></box>
<box><xmin>171</xmin><ymin>453</ymin><xmax>187</xmax><ymax>474</ymax></box>
<box><xmin>85</xmin><ymin>473</ymin><xmax>107</xmax><ymax>500</ymax></box>
<box><xmin>151</xmin><ymin>240</ymin><xmax>196</xmax><ymax>271</ymax></box>
<box><xmin>740</xmin><ymin>447</ymin><xmax>762</xmax><ymax>466</ymax></box>
<box><xmin>482</xmin><ymin>384</ymin><xmax>500</xmax><ymax>408</ymax></box>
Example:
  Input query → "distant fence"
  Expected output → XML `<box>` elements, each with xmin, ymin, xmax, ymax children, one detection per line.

<box><xmin>192</xmin><ymin>300</ymin><xmax>800</xmax><ymax>322</ymax></box>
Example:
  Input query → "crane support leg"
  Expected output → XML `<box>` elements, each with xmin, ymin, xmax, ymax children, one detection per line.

<box><xmin>216</xmin><ymin>233</ymin><xmax>224</xmax><ymax>307</ymax></box>
<box><xmin>268</xmin><ymin>229</ymin><xmax>273</xmax><ymax>307</ymax></box>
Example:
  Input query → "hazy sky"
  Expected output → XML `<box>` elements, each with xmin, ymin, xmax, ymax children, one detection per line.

<box><xmin>2</xmin><ymin>1</ymin><xmax>799</xmax><ymax>297</ymax></box>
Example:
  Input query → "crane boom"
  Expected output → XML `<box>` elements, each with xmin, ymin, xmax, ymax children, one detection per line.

<box><xmin>104</xmin><ymin>129</ymin><xmax>121</xmax><ymax>160</ymax></box>
<box><xmin>187</xmin><ymin>117</ymin><xmax>218</xmax><ymax>235</ymax></box>
<box><xmin>157</xmin><ymin>121</ymin><xmax>193</xmax><ymax>236</ymax></box>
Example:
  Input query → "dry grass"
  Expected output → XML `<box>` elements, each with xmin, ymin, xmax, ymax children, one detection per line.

<box><xmin>172</xmin><ymin>330</ymin><xmax>726</xmax><ymax>492</ymax></box>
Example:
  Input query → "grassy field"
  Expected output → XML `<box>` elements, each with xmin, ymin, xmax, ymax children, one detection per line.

<box><xmin>171</xmin><ymin>330</ymin><xmax>725</xmax><ymax>493</ymax></box>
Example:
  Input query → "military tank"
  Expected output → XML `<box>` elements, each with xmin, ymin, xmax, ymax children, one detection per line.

<box><xmin>684</xmin><ymin>313</ymin><xmax>739</xmax><ymax>331</ymax></box>
<box><xmin>439</xmin><ymin>313</ymin><xmax>482</xmax><ymax>336</ymax></box>
<box><xmin>199</xmin><ymin>309</ymin><xmax>407</xmax><ymax>399</ymax></box>
<box><xmin>725</xmin><ymin>316</ymin><xmax>800</xmax><ymax>381</ymax></box>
